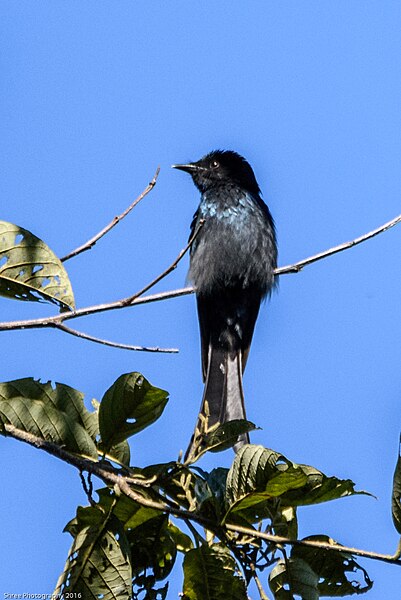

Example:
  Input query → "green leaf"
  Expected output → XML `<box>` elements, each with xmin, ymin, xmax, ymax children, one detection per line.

<box><xmin>0</xmin><ymin>220</ymin><xmax>75</xmax><ymax>311</ymax></box>
<box><xmin>224</xmin><ymin>446</ymin><xmax>368</xmax><ymax>524</ymax></box>
<box><xmin>65</xmin><ymin>494</ymin><xmax>175</xmax><ymax>598</ymax></box>
<box><xmin>91</xmin><ymin>399</ymin><xmax>131</xmax><ymax>466</ymax></box>
<box><xmin>99</xmin><ymin>439</ymin><xmax>131</xmax><ymax>466</ymax></box>
<box><xmin>128</xmin><ymin>514</ymin><xmax>177</xmax><ymax>582</ymax></box>
<box><xmin>280</xmin><ymin>463</ymin><xmax>368</xmax><ymax>507</ymax></box>
<box><xmin>225</xmin><ymin>446</ymin><xmax>306</xmax><ymax>522</ymax></box>
<box><xmin>182</xmin><ymin>544</ymin><xmax>247</xmax><ymax>600</ymax></box>
<box><xmin>392</xmin><ymin>437</ymin><xmax>401</xmax><ymax>534</ymax></box>
<box><xmin>273</xmin><ymin>506</ymin><xmax>298</xmax><ymax>539</ymax></box>
<box><xmin>97</xmin><ymin>487</ymin><xmax>161</xmax><ymax>529</ymax></box>
<box><xmin>99</xmin><ymin>372</ymin><xmax>168</xmax><ymax>450</ymax></box>
<box><xmin>204</xmin><ymin>420</ymin><xmax>257</xmax><ymax>453</ymax></box>
<box><xmin>229</xmin><ymin>467</ymin><xmax>307</xmax><ymax>515</ymax></box>
<box><xmin>0</xmin><ymin>378</ymin><xmax>97</xmax><ymax>458</ymax></box>
<box><xmin>185</xmin><ymin>420</ymin><xmax>257</xmax><ymax>464</ymax></box>
<box><xmin>292</xmin><ymin>535</ymin><xmax>373</xmax><ymax>595</ymax></box>
<box><xmin>269</xmin><ymin>557</ymin><xmax>319</xmax><ymax>600</ymax></box>
<box><xmin>197</xmin><ymin>467</ymin><xmax>229</xmax><ymax>515</ymax></box>
<box><xmin>55</xmin><ymin>515</ymin><xmax>132</xmax><ymax>599</ymax></box>
<box><xmin>65</xmin><ymin>488</ymin><xmax>162</xmax><ymax>534</ymax></box>
<box><xmin>168</xmin><ymin>522</ymin><xmax>193</xmax><ymax>553</ymax></box>
<box><xmin>226</xmin><ymin>445</ymin><xmax>290</xmax><ymax>507</ymax></box>
<box><xmin>142</xmin><ymin>462</ymin><xmax>201</xmax><ymax>512</ymax></box>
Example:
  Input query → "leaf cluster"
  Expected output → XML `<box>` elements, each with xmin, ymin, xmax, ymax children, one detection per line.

<box><xmin>1</xmin><ymin>371</ymin><xmax>395</xmax><ymax>599</ymax></box>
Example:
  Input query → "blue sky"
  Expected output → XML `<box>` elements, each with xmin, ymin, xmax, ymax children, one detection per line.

<box><xmin>1</xmin><ymin>1</ymin><xmax>401</xmax><ymax>597</ymax></box>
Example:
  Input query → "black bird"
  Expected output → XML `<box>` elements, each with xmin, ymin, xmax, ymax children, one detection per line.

<box><xmin>173</xmin><ymin>150</ymin><xmax>277</xmax><ymax>459</ymax></box>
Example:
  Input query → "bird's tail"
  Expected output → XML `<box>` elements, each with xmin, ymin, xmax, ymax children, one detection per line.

<box><xmin>184</xmin><ymin>346</ymin><xmax>249</xmax><ymax>461</ymax></box>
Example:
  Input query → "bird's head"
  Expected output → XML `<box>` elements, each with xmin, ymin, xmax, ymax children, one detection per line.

<box><xmin>172</xmin><ymin>150</ymin><xmax>261</xmax><ymax>195</ymax></box>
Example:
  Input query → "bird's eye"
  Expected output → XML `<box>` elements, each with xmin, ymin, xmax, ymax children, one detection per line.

<box><xmin>210</xmin><ymin>160</ymin><xmax>220</xmax><ymax>169</ymax></box>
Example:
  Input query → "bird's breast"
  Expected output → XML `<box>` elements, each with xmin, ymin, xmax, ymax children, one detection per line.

<box><xmin>189</xmin><ymin>194</ymin><xmax>276</xmax><ymax>296</ymax></box>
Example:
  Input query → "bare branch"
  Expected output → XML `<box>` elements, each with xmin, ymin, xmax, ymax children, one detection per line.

<box><xmin>3</xmin><ymin>424</ymin><xmax>193</xmax><ymax>517</ymax></box>
<box><xmin>0</xmin><ymin>224</ymin><xmax>203</xmax><ymax>333</ymax></box>
<box><xmin>60</xmin><ymin>167</ymin><xmax>160</xmax><ymax>262</ymax></box>
<box><xmin>275</xmin><ymin>212</ymin><xmax>401</xmax><ymax>275</ymax></box>
<box><xmin>250</xmin><ymin>563</ymin><xmax>271</xmax><ymax>600</ymax></box>
<box><xmin>0</xmin><ymin>212</ymin><xmax>400</xmax><ymax>335</ymax></box>
<box><xmin>120</xmin><ymin>218</ymin><xmax>204</xmax><ymax>306</ymax></box>
<box><xmin>0</xmin><ymin>288</ymin><xmax>195</xmax><ymax>332</ymax></box>
<box><xmin>53</xmin><ymin>322</ymin><xmax>178</xmax><ymax>353</ymax></box>
<box><xmin>4</xmin><ymin>422</ymin><xmax>401</xmax><ymax>569</ymax></box>
<box><xmin>79</xmin><ymin>470</ymin><xmax>95</xmax><ymax>506</ymax></box>
<box><xmin>0</xmin><ymin>221</ymin><xmax>203</xmax><ymax>341</ymax></box>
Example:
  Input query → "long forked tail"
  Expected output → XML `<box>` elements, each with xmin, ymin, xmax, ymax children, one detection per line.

<box><xmin>184</xmin><ymin>345</ymin><xmax>249</xmax><ymax>461</ymax></box>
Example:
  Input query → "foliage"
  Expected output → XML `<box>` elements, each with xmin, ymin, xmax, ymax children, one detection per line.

<box><xmin>1</xmin><ymin>221</ymin><xmax>400</xmax><ymax>599</ymax></box>
<box><xmin>0</xmin><ymin>368</ymin><xmax>379</xmax><ymax>599</ymax></box>
<box><xmin>0</xmin><ymin>220</ymin><xmax>75</xmax><ymax>311</ymax></box>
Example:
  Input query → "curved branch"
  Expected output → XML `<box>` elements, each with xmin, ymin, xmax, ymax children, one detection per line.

<box><xmin>0</xmin><ymin>212</ymin><xmax>399</xmax><ymax>334</ymax></box>
<box><xmin>226</xmin><ymin>523</ymin><xmax>401</xmax><ymax>567</ymax></box>
<box><xmin>0</xmin><ymin>223</ymin><xmax>203</xmax><ymax>334</ymax></box>
<box><xmin>54</xmin><ymin>323</ymin><xmax>178</xmax><ymax>353</ymax></box>
<box><xmin>275</xmin><ymin>212</ymin><xmax>401</xmax><ymax>275</ymax></box>
<box><xmin>4</xmin><ymin>422</ymin><xmax>401</xmax><ymax>568</ymax></box>
<box><xmin>120</xmin><ymin>218</ymin><xmax>204</xmax><ymax>306</ymax></box>
<box><xmin>60</xmin><ymin>167</ymin><xmax>160</xmax><ymax>262</ymax></box>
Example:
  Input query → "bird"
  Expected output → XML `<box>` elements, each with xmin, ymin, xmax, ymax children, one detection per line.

<box><xmin>172</xmin><ymin>150</ymin><xmax>277</xmax><ymax>460</ymax></box>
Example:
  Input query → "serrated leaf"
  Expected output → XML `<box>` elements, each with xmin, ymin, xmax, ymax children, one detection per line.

<box><xmin>280</xmin><ymin>463</ymin><xmax>368</xmax><ymax>507</ymax></box>
<box><xmin>0</xmin><ymin>220</ymin><xmax>75</xmax><ymax>311</ymax></box>
<box><xmin>292</xmin><ymin>535</ymin><xmax>373</xmax><ymax>595</ymax></box>
<box><xmin>55</xmin><ymin>515</ymin><xmax>132</xmax><ymax>599</ymax></box>
<box><xmin>99</xmin><ymin>372</ymin><xmax>168</xmax><ymax>450</ymax></box>
<box><xmin>225</xmin><ymin>446</ymin><xmax>306</xmax><ymax>522</ymax></box>
<box><xmin>392</xmin><ymin>437</ymin><xmax>401</xmax><ymax>534</ymax></box>
<box><xmin>226</xmin><ymin>446</ymin><xmax>289</xmax><ymax>506</ymax></box>
<box><xmin>0</xmin><ymin>378</ymin><xmax>97</xmax><ymax>458</ymax></box>
<box><xmin>240</xmin><ymin>468</ymin><xmax>307</xmax><ymax>508</ymax></box>
<box><xmin>225</xmin><ymin>446</ymin><xmax>368</xmax><ymax>524</ymax></box>
<box><xmin>269</xmin><ymin>557</ymin><xmax>319</xmax><ymax>600</ymax></box>
<box><xmin>182</xmin><ymin>544</ymin><xmax>247</xmax><ymax>600</ymax></box>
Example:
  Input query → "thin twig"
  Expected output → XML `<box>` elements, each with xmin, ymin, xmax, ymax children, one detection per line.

<box><xmin>226</xmin><ymin>523</ymin><xmax>401</xmax><ymax>568</ymax></box>
<box><xmin>0</xmin><ymin>212</ymin><xmax>400</xmax><ymax>334</ymax></box>
<box><xmin>120</xmin><ymin>218</ymin><xmax>204</xmax><ymax>306</ymax></box>
<box><xmin>280</xmin><ymin>545</ymin><xmax>293</xmax><ymax>598</ymax></box>
<box><xmin>275</xmin><ymin>212</ymin><xmax>401</xmax><ymax>275</ymax></box>
<box><xmin>3</xmin><ymin>423</ymin><xmax>171</xmax><ymax>511</ymax></box>
<box><xmin>4</xmin><ymin>423</ymin><xmax>401</xmax><ymax>569</ymax></box>
<box><xmin>60</xmin><ymin>167</ymin><xmax>160</xmax><ymax>262</ymax></box>
<box><xmin>54</xmin><ymin>322</ymin><xmax>178</xmax><ymax>353</ymax></box>
<box><xmin>0</xmin><ymin>225</ymin><xmax>203</xmax><ymax>332</ymax></box>
<box><xmin>79</xmin><ymin>470</ymin><xmax>95</xmax><ymax>506</ymax></box>
<box><xmin>250</xmin><ymin>562</ymin><xmax>270</xmax><ymax>600</ymax></box>
<box><xmin>0</xmin><ymin>287</ymin><xmax>195</xmax><ymax>332</ymax></box>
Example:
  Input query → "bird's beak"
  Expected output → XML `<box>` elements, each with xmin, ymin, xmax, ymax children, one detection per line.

<box><xmin>171</xmin><ymin>163</ymin><xmax>198</xmax><ymax>173</ymax></box>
